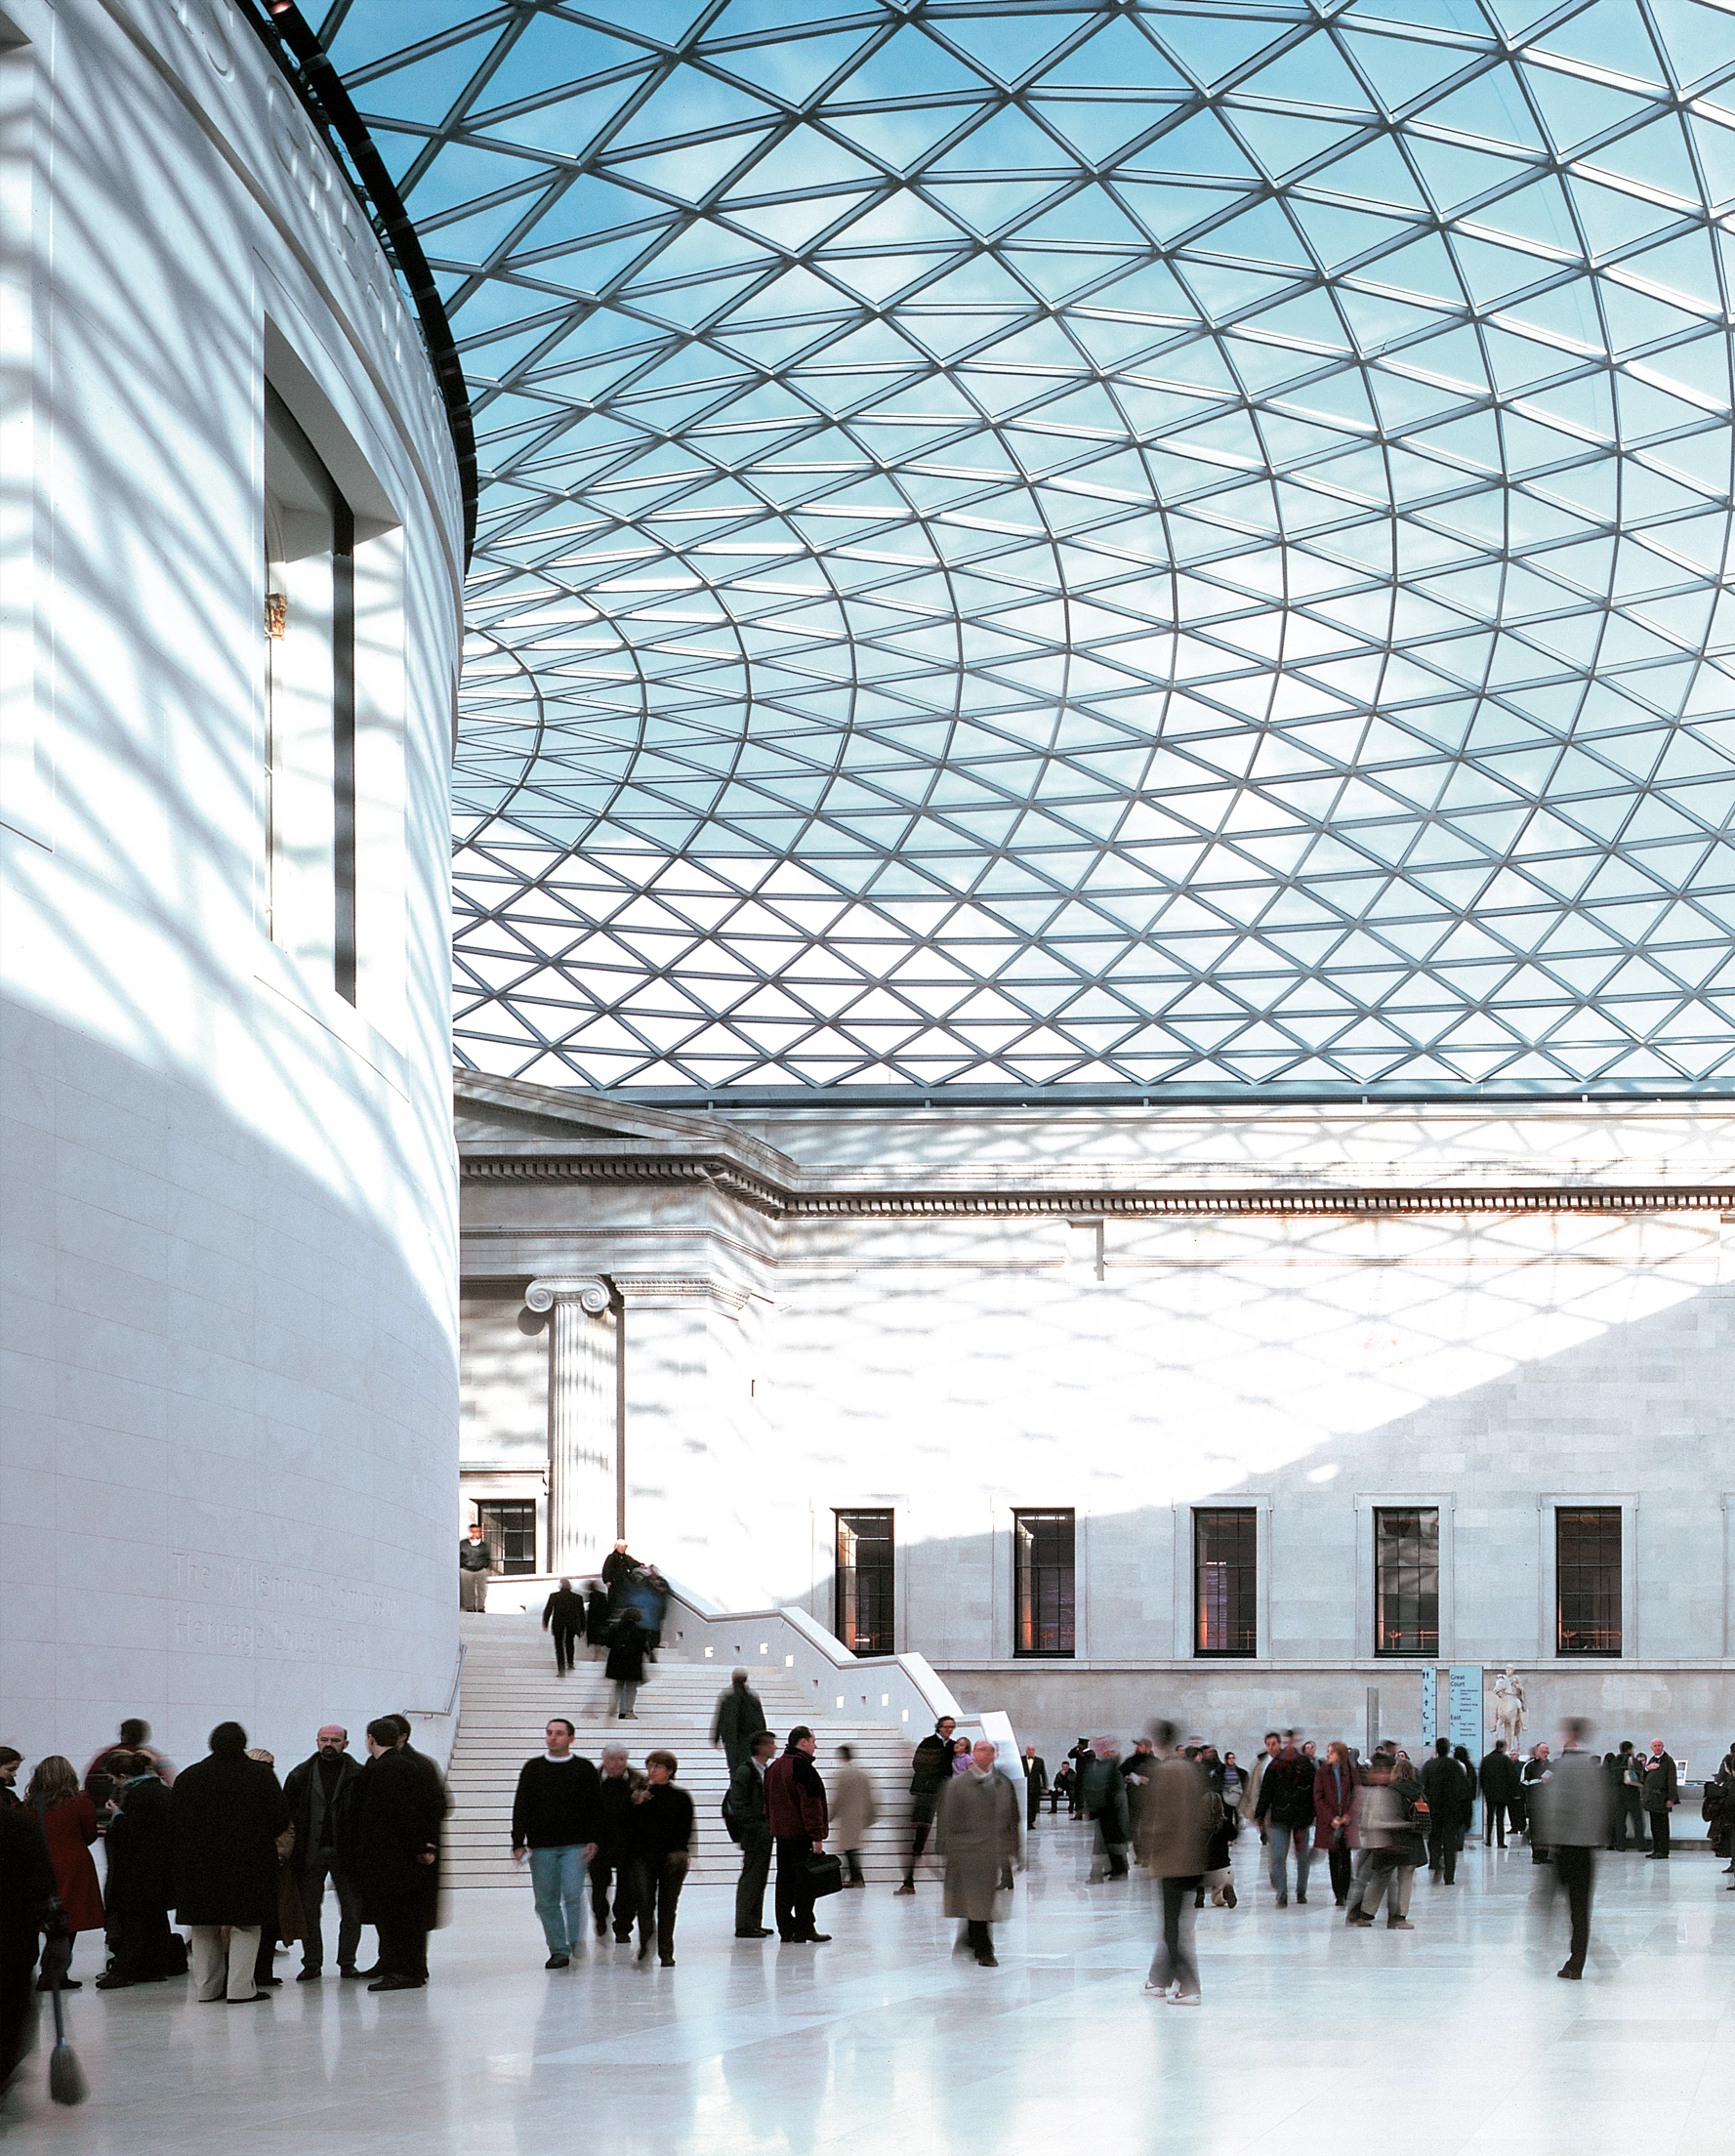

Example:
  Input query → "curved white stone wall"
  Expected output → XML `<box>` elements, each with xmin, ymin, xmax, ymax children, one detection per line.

<box><xmin>1</xmin><ymin>0</ymin><xmax>464</xmax><ymax>1767</ymax></box>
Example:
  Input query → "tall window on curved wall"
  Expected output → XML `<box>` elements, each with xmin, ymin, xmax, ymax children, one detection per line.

<box><xmin>265</xmin><ymin>383</ymin><xmax>356</xmax><ymax>1003</ymax></box>
<box><xmin>834</xmin><ymin>1510</ymin><xmax>893</xmax><ymax>1657</ymax></box>
<box><xmin>1374</xmin><ymin>1508</ymin><xmax>1439</xmax><ymax>1657</ymax></box>
<box><xmin>1556</xmin><ymin>1507</ymin><xmax>1622</xmax><ymax>1657</ymax></box>
<box><xmin>1194</xmin><ymin>1508</ymin><xmax>1257</xmax><ymax>1657</ymax></box>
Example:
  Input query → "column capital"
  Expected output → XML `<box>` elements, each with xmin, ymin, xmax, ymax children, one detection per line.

<box><xmin>524</xmin><ymin>1274</ymin><xmax>612</xmax><ymax>1316</ymax></box>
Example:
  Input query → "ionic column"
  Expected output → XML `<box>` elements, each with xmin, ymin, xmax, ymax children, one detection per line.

<box><xmin>524</xmin><ymin>1276</ymin><xmax>617</xmax><ymax>1577</ymax></box>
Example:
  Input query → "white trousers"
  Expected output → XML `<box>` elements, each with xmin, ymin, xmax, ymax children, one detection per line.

<box><xmin>190</xmin><ymin>1925</ymin><xmax>260</xmax><ymax>2002</ymax></box>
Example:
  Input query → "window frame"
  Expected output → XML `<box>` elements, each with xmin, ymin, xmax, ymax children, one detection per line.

<box><xmin>1192</xmin><ymin>1507</ymin><xmax>1259</xmax><ymax>1658</ymax></box>
<box><xmin>1012</xmin><ymin>1508</ymin><xmax>1076</xmax><ymax>1658</ymax></box>
<box><xmin>1554</xmin><ymin>1505</ymin><xmax>1623</xmax><ymax>1658</ymax></box>
<box><xmin>833</xmin><ymin>1508</ymin><xmax>895</xmax><ymax>1658</ymax></box>
<box><xmin>1372</xmin><ymin>1505</ymin><xmax>1441</xmax><ymax>1659</ymax></box>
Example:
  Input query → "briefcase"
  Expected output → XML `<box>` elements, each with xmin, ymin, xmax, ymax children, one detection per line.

<box><xmin>806</xmin><ymin>1852</ymin><xmax>845</xmax><ymax>1899</ymax></box>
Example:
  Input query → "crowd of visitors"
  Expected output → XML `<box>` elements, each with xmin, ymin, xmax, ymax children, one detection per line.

<box><xmin>5</xmin><ymin>1678</ymin><xmax>1732</xmax><ymax>2096</ymax></box>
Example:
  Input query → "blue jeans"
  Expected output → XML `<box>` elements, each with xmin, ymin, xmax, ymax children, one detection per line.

<box><xmin>528</xmin><ymin>1845</ymin><xmax>588</xmax><ymax>1956</ymax></box>
<box><xmin>1267</xmin><ymin>1821</ymin><xmax>1312</xmax><ymax>1898</ymax></box>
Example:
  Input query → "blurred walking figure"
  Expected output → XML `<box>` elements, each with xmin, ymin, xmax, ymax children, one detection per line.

<box><xmin>607</xmin><ymin>1605</ymin><xmax>647</xmax><ymax>1720</ymax></box>
<box><xmin>935</xmin><ymin>1739</ymin><xmax>1020</xmax><ymax>1967</ymax></box>
<box><xmin>1136</xmin><ymin>1722</ymin><xmax>1211</xmax><ymax>2004</ymax></box>
<box><xmin>1422</xmin><ymin>1737</ymin><xmax>1473</xmax><ymax>1884</ymax></box>
<box><xmin>710</xmin><ymin>1669</ymin><xmax>768</xmax><ymax>1773</ymax></box>
<box><xmin>1641</xmin><ymin>1738</ymin><xmax>1679</xmax><ymax>1857</ymax></box>
<box><xmin>1522</xmin><ymin>1742</ymin><xmax>1551</xmax><ymax>1861</ymax></box>
<box><xmin>896</xmin><ymin>1715</ymin><xmax>956</xmax><ymax>1892</ymax></box>
<box><xmin>1535</xmin><ymin>1719</ymin><xmax>1612</xmax><ymax>1978</ymax></box>
<box><xmin>542</xmin><ymin>1579</ymin><xmax>586</xmax><ymax>1678</ymax></box>
<box><xmin>23</xmin><ymin>1760</ymin><xmax>103</xmax><ymax>1987</ymax></box>
<box><xmin>1346</xmin><ymin>1751</ymin><xmax>1426</xmax><ymax>1929</ymax></box>
<box><xmin>829</xmin><ymin>1745</ymin><xmax>878</xmax><ymax>1886</ymax></box>
<box><xmin>585</xmin><ymin>1579</ymin><xmax>611</xmax><ymax>1661</ymax></box>
<box><xmin>1079</xmin><ymin>1737</ymin><xmax>1131</xmax><ymax>1882</ymax></box>
<box><xmin>1609</xmin><ymin>1742</ymin><xmax>1647</xmax><ymax>1851</ymax></box>
<box><xmin>1313</xmin><ymin>1741</ymin><xmax>1359</xmax><ymax>1906</ymax></box>
<box><xmin>1255</xmin><ymin>1733</ymin><xmax>1315</xmax><ymax>1907</ymax></box>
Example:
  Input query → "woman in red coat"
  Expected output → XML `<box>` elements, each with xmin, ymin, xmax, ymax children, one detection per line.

<box><xmin>23</xmin><ymin>1756</ymin><xmax>104</xmax><ymax>1984</ymax></box>
<box><xmin>1312</xmin><ymin>1741</ymin><xmax>1361</xmax><ymax>1909</ymax></box>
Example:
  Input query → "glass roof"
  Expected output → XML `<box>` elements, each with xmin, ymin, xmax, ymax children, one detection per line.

<box><xmin>328</xmin><ymin>0</ymin><xmax>1735</xmax><ymax>1095</ymax></box>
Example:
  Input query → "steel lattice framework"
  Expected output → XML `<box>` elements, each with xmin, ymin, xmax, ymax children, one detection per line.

<box><xmin>327</xmin><ymin>0</ymin><xmax>1735</xmax><ymax>1094</ymax></box>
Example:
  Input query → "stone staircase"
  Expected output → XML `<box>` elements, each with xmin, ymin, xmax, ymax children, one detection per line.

<box><xmin>445</xmin><ymin>1614</ymin><xmax>925</xmax><ymax>1888</ymax></box>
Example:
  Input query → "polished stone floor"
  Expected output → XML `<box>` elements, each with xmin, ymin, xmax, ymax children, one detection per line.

<box><xmin>7</xmin><ymin>1824</ymin><xmax>1731</xmax><ymax>2152</ymax></box>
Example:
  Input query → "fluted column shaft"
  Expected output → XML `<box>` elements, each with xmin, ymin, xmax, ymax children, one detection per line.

<box><xmin>524</xmin><ymin>1276</ymin><xmax>616</xmax><ymax>1577</ymax></box>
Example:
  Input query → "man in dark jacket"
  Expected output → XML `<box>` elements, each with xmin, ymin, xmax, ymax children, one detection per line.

<box><xmin>725</xmin><ymin>1730</ymin><xmax>777</xmax><ymax>1938</ymax></box>
<box><xmin>896</xmin><ymin>1715</ymin><xmax>956</xmax><ymax>1892</ymax></box>
<box><xmin>170</xmin><ymin>1721</ymin><xmax>290</xmax><ymax>2004</ymax></box>
<box><xmin>591</xmin><ymin>1744</ymin><xmax>644</xmax><ymax>1941</ymax></box>
<box><xmin>346</xmin><ymin>1718</ymin><xmax>447</xmax><ymax>1991</ymax></box>
<box><xmin>1254</xmin><ymin>1734</ymin><xmax>1316</xmax><ymax>1905</ymax></box>
<box><xmin>510</xmin><ymin>1718</ymin><xmax>599</xmax><ymax>1968</ymax></box>
<box><xmin>601</xmin><ymin>1540</ymin><xmax>641</xmax><ymax>1602</ymax></box>
<box><xmin>1610</xmin><ymin>1740</ymin><xmax>1648</xmax><ymax>1851</ymax></box>
<box><xmin>1021</xmin><ymin>1747</ymin><xmax>1048</xmax><ymax>1831</ymax></box>
<box><xmin>283</xmin><ymin>1726</ymin><xmax>364</xmax><ymax>1981</ymax></box>
<box><xmin>1479</xmin><ymin>1739</ymin><xmax>1519</xmax><ymax>1845</ymax></box>
<box><xmin>606</xmin><ymin>1606</ymin><xmax>648</xmax><ymax>1720</ymax></box>
<box><xmin>1522</xmin><ymin>1743</ymin><xmax>1552</xmax><ymax>1862</ymax></box>
<box><xmin>459</xmin><ymin>1523</ymin><xmax>492</xmax><ymax>1611</ymax></box>
<box><xmin>96</xmin><ymin>1754</ymin><xmax>176</xmax><ymax>1986</ymax></box>
<box><xmin>1079</xmin><ymin>1738</ymin><xmax>1132</xmax><ymax>1881</ymax></box>
<box><xmin>1641</xmin><ymin>1738</ymin><xmax>1679</xmax><ymax>1857</ymax></box>
<box><xmin>710</xmin><ymin>1669</ymin><xmax>769</xmax><ymax>1773</ymax></box>
<box><xmin>630</xmin><ymin>1750</ymin><xmax>694</xmax><ymax>1967</ymax></box>
<box><xmin>0</xmin><ymin>1802</ymin><xmax>57</xmax><ymax>2089</ymax></box>
<box><xmin>542</xmin><ymin>1579</ymin><xmax>587</xmax><ymax>1677</ymax></box>
<box><xmin>1421</xmin><ymin>1737</ymin><xmax>1473</xmax><ymax>1884</ymax></box>
<box><xmin>765</xmin><ymin>1726</ymin><xmax>830</xmax><ymax>1944</ymax></box>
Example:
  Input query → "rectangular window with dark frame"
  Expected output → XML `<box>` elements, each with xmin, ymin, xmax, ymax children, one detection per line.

<box><xmin>834</xmin><ymin>1509</ymin><xmax>894</xmax><ymax>1656</ymax></box>
<box><xmin>1013</xmin><ymin>1510</ymin><xmax>1075</xmax><ymax>1656</ymax></box>
<box><xmin>1374</xmin><ymin>1507</ymin><xmax>1439</xmax><ymax>1656</ymax></box>
<box><xmin>1556</xmin><ymin>1506</ymin><xmax>1622</xmax><ymax>1656</ymax></box>
<box><xmin>1194</xmin><ymin>1508</ymin><xmax>1257</xmax><ymax>1656</ymax></box>
<box><xmin>474</xmin><ymin>1499</ymin><xmax>536</xmax><ymax>1576</ymax></box>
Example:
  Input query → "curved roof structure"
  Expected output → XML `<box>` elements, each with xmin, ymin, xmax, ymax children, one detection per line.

<box><xmin>329</xmin><ymin>0</ymin><xmax>1735</xmax><ymax>1096</ymax></box>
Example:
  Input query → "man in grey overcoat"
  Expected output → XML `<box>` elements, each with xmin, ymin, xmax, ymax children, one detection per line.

<box><xmin>934</xmin><ymin>1738</ymin><xmax>1021</xmax><ymax>1967</ymax></box>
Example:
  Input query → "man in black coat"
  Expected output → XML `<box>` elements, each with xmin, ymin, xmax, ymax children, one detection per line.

<box><xmin>543</xmin><ymin>1579</ymin><xmax>587</xmax><ymax>1677</ymax></box>
<box><xmin>346</xmin><ymin>1718</ymin><xmax>447</xmax><ymax>1991</ymax></box>
<box><xmin>0</xmin><ymin>1803</ymin><xmax>57</xmax><ymax>2090</ymax></box>
<box><xmin>96</xmin><ymin>1754</ymin><xmax>176</xmax><ymax>1986</ymax></box>
<box><xmin>725</xmin><ymin>1729</ymin><xmax>777</xmax><ymax>1938</ymax></box>
<box><xmin>1479</xmin><ymin>1739</ymin><xmax>1519</xmax><ymax>1845</ymax></box>
<box><xmin>283</xmin><ymin>1726</ymin><xmax>365</xmax><ymax>1981</ymax></box>
<box><xmin>1641</xmin><ymin>1738</ymin><xmax>1680</xmax><ymax>1857</ymax></box>
<box><xmin>170</xmin><ymin>1721</ymin><xmax>290</xmax><ymax>2005</ymax></box>
<box><xmin>710</xmin><ymin>1669</ymin><xmax>768</xmax><ymax>1773</ymax></box>
<box><xmin>601</xmin><ymin>1541</ymin><xmax>641</xmax><ymax>1604</ymax></box>
<box><xmin>591</xmin><ymin>1744</ymin><xmax>645</xmax><ymax>1942</ymax></box>
<box><xmin>1021</xmin><ymin>1747</ymin><xmax>1049</xmax><ymax>1831</ymax></box>
<box><xmin>1420</xmin><ymin>1737</ymin><xmax>1472</xmax><ymax>1883</ymax></box>
<box><xmin>895</xmin><ymin>1715</ymin><xmax>957</xmax><ymax>1892</ymax></box>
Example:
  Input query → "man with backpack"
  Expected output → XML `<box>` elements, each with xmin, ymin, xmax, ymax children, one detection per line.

<box><xmin>723</xmin><ymin>1730</ymin><xmax>776</xmax><ymax>1938</ymax></box>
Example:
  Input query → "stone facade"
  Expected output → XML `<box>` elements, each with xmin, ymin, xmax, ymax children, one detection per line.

<box><xmin>458</xmin><ymin>1076</ymin><xmax>1735</xmax><ymax>1778</ymax></box>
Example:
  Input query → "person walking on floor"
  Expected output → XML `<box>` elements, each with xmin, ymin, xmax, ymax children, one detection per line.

<box><xmin>543</xmin><ymin>1579</ymin><xmax>587</xmax><ymax>1678</ymax></box>
<box><xmin>1522</xmin><ymin>1744</ymin><xmax>1552</xmax><ymax>1862</ymax></box>
<box><xmin>511</xmin><ymin>1718</ymin><xmax>599</xmax><ymax>1969</ymax></box>
<box><xmin>1021</xmin><ymin>1747</ymin><xmax>1048</xmax><ymax>1831</ymax></box>
<box><xmin>1345</xmin><ymin>1752</ymin><xmax>1425</xmax><ymax>1930</ymax></box>
<box><xmin>345</xmin><ymin>1717</ymin><xmax>446</xmax><ymax>1992</ymax></box>
<box><xmin>22</xmin><ymin>1758</ymin><xmax>103</xmax><ymax>1987</ymax></box>
<box><xmin>724</xmin><ymin>1730</ymin><xmax>776</xmax><ymax>1937</ymax></box>
<box><xmin>1641</xmin><ymin>1738</ymin><xmax>1679</xmax><ymax>1857</ymax></box>
<box><xmin>1479</xmin><ymin>1738</ymin><xmax>1519</xmax><ymax>1846</ymax></box>
<box><xmin>96</xmin><ymin>1752</ymin><xmax>177</xmax><ymax>1988</ymax></box>
<box><xmin>629</xmin><ymin>1751</ymin><xmax>693</xmax><ymax>1967</ymax></box>
<box><xmin>1313</xmin><ymin>1740</ymin><xmax>1359</xmax><ymax>1908</ymax></box>
<box><xmin>459</xmin><ymin>1522</ymin><xmax>492</xmax><ymax>1612</ymax></box>
<box><xmin>169</xmin><ymin>1722</ymin><xmax>289</xmax><ymax>2004</ymax></box>
<box><xmin>606</xmin><ymin>1605</ymin><xmax>648</xmax><ymax>1720</ymax></box>
<box><xmin>766</xmin><ymin>1726</ymin><xmax>830</xmax><ymax>1944</ymax></box>
<box><xmin>830</xmin><ymin>1744</ymin><xmax>878</xmax><ymax>1886</ymax></box>
<box><xmin>601</xmin><ymin>1540</ymin><xmax>641</xmax><ymax>1602</ymax></box>
<box><xmin>1135</xmin><ymin>1722</ymin><xmax>1211</xmax><ymax>2003</ymax></box>
<box><xmin>1610</xmin><ymin>1741</ymin><xmax>1648</xmax><ymax>1851</ymax></box>
<box><xmin>585</xmin><ymin>1579</ymin><xmax>611</xmax><ymax>1661</ymax></box>
<box><xmin>1421</xmin><ymin>1737</ymin><xmax>1473</xmax><ymax>1885</ymax></box>
<box><xmin>710</xmin><ymin>1668</ymin><xmax>768</xmax><ymax>1773</ymax></box>
<box><xmin>1535</xmin><ymin>1719</ymin><xmax>1613</xmax><ymax>1978</ymax></box>
<box><xmin>935</xmin><ymin>1739</ymin><xmax>1021</xmax><ymax>1968</ymax></box>
<box><xmin>1079</xmin><ymin>1738</ymin><xmax>1132</xmax><ymax>1882</ymax></box>
<box><xmin>896</xmin><ymin>1715</ymin><xmax>956</xmax><ymax>1892</ymax></box>
<box><xmin>591</xmin><ymin>1745</ymin><xmax>644</xmax><ymax>1942</ymax></box>
<box><xmin>1254</xmin><ymin>1733</ymin><xmax>1316</xmax><ymax>1907</ymax></box>
<box><xmin>283</xmin><ymin>1726</ymin><xmax>364</xmax><ymax>1983</ymax></box>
